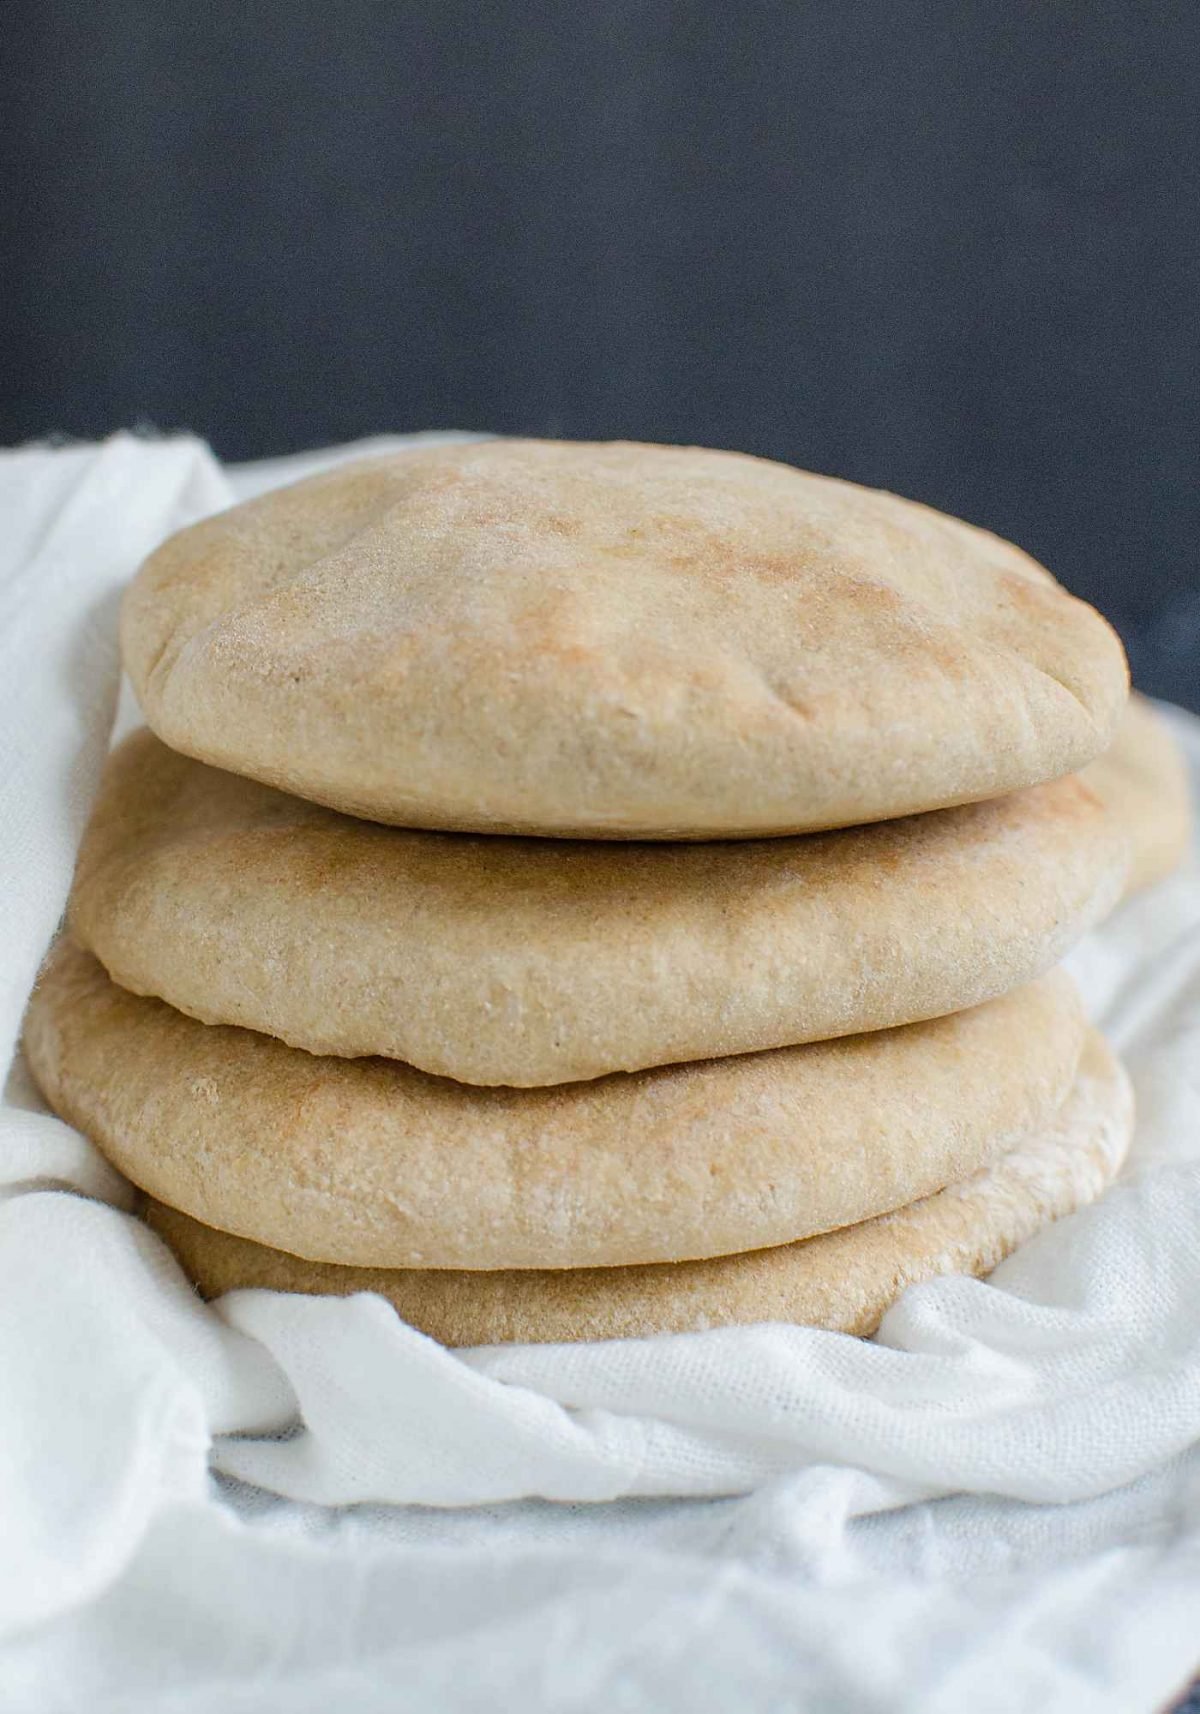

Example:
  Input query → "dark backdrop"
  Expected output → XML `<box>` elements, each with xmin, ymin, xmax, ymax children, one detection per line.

<box><xmin>4</xmin><ymin>1</ymin><xmax>1198</xmax><ymax>705</ymax></box>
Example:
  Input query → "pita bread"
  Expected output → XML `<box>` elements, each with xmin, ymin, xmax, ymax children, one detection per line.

<box><xmin>142</xmin><ymin>1030</ymin><xmax>1130</xmax><ymax>1344</ymax></box>
<box><xmin>70</xmin><ymin>730</ymin><xmax>1127</xmax><ymax>1086</ymax></box>
<box><xmin>24</xmin><ymin>944</ymin><xmax>1084</xmax><ymax>1270</ymax></box>
<box><xmin>121</xmin><ymin>440</ymin><xmax>1128</xmax><ymax>838</ymax></box>
<box><xmin>1082</xmin><ymin>694</ymin><xmax>1192</xmax><ymax>896</ymax></box>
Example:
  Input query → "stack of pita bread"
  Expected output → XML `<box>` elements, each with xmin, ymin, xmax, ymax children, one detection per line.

<box><xmin>24</xmin><ymin>441</ymin><xmax>1191</xmax><ymax>1343</ymax></box>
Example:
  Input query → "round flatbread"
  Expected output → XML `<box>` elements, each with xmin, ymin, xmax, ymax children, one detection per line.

<box><xmin>25</xmin><ymin>944</ymin><xmax>1084</xmax><ymax>1270</ymax></box>
<box><xmin>121</xmin><ymin>439</ymin><xmax>1128</xmax><ymax>839</ymax></box>
<box><xmin>142</xmin><ymin>1031</ymin><xmax>1131</xmax><ymax>1344</ymax></box>
<box><xmin>70</xmin><ymin>730</ymin><xmax>1127</xmax><ymax>1086</ymax></box>
<box><xmin>1082</xmin><ymin>694</ymin><xmax>1192</xmax><ymax>896</ymax></box>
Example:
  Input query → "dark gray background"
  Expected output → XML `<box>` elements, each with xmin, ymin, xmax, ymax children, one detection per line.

<box><xmin>3</xmin><ymin>1</ymin><xmax>1198</xmax><ymax>706</ymax></box>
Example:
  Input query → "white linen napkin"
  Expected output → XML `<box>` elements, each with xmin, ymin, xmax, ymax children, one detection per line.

<box><xmin>2</xmin><ymin>433</ymin><xmax>1198</xmax><ymax>1712</ymax></box>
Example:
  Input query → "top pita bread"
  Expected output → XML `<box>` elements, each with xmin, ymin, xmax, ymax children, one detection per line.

<box><xmin>121</xmin><ymin>440</ymin><xmax>1128</xmax><ymax>838</ymax></box>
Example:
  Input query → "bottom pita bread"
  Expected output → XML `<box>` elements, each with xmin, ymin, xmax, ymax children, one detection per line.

<box><xmin>144</xmin><ymin>1031</ymin><xmax>1130</xmax><ymax>1345</ymax></box>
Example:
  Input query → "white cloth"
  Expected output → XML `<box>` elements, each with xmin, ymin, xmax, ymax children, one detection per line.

<box><xmin>2</xmin><ymin>433</ymin><xmax>1199</xmax><ymax>1712</ymax></box>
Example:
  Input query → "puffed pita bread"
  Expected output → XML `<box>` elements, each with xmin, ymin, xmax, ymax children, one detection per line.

<box><xmin>70</xmin><ymin>730</ymin><xmax>1127</xmax><ymax>1085</ymax></box>
<box><xmin>121</xmin><ymin>439</ymin><xmax>1128</xmax><ymax>838</ymax></box>
<box><xmin>24</xmin><ymin>944</ymin><xmax>1084</xmax><ymax>1270</ymax></box>
<box><xmin>1083</xmin><ymin>693</ymin><xmax>1192</xmax><ymax>896</ymax></box>
<box><xmin>142</xmin><ymin>1031</ymin><xmax>1131</xmax><ymax>1344</ymax></box>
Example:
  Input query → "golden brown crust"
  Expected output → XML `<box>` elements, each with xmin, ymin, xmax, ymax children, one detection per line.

<box><xmin>1081</xmin><ymin>693</ymin><xmax>1192</xmax><ymax>896</ymax></box>
<box><xmin>69</xmin><ymin>730</ymin><xmax>1127</xmax><ymax>1085</ymax></box>
<box><xmin>24</xmin><ymin>943</ymin><xmax>1084</xmax><ymax>1271</ymax></box>
<box><xmin>142</xmin><ymin>1031</ymin><xmax>1131</xmax><ymax>1344</ymax></box>
<box><xmin>121</xmin><ymin>440</ymin><xmax>1129</xmax><ymax>839</ymax></box>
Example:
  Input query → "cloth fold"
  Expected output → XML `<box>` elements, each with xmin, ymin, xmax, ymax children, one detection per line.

<box><xmin>2</xmin><ymin>434</ymin><xmax>1198</xmax><ymax>1711</ymax></box>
